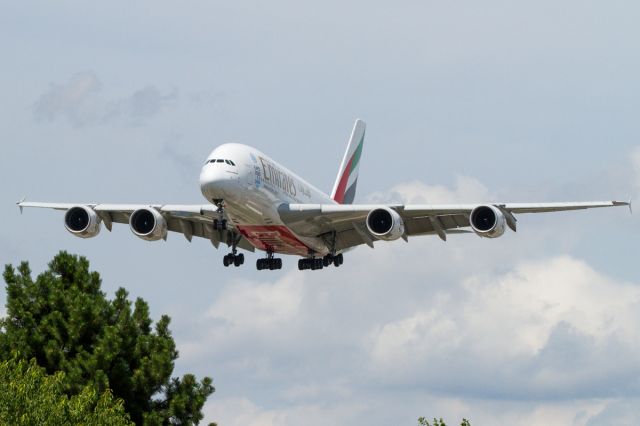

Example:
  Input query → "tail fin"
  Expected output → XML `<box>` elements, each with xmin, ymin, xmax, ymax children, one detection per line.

<box><xmin>331</xmin><ymin>119</ymin><xmax>366</xmax><ymax>204</ymax></box>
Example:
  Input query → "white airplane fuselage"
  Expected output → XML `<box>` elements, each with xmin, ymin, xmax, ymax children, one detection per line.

<box><xmin>199</xmin><ymin>143</ymin><xmax>336</xmax><ymax>256</ymax></box>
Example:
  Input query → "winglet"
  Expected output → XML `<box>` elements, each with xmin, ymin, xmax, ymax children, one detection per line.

<box><xmin>17</xmin><ymin>197</ymin><xmax>26</xmax><ymax>214</ymax></box>
<box><xmin>613</xmin><ymin>198</ymin><xmax>633</xmax><ymax>214</ymax></box>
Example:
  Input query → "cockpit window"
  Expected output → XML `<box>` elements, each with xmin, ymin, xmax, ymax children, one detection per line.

<box><xmin>207</xmin><ymin>158</ymin><xmax>236</xmax><ymax>166</ymax></box>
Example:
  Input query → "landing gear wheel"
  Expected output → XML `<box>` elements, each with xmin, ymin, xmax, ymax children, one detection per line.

<box><xmin>299</xmin><ymin>257</ymin><xmax>330</xmax><ymax>271</ymax></box>
<box><xmin>308</xmin><ymin>259</ymin><xmax>323</xmax><ymax>270</ymax></box>
<box><xmin>256</xmin><ymin>255</ymin><xmax>282</xmax><ymax>271</ymax></box>
<box><xmin>223</xmin><ymin>253</ymin><xmax>244</xmax><ymax>267</ymax></box>
<box><xmin>334</xmin><ymin>253</ymin><xmax>344</xmax><ymax>267</ymax></box>
<box><xmin>213</xmin><ymin>219</ymin><xmax>227</xmax><ymax>231</ymax></box>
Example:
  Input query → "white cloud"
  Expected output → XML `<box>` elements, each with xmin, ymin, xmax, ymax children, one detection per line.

<box><xmin>203</xmin><ymin>392</ymin><xmax>620</xmax><ymax>426</ymax></box>
<box><xmin>32</xmin><ymin>72</ymin><xmax>103</xmax><ymax>127</ymax></box>
<box><xmin>585</xmin><ymin>398</ymin><xmax>640</xmax><ymax>425</ymax></box>
<box><xmin>366</xmin><ymin>176</ymin><xmax>494</xmax><ymax>204</ymax></box>
<box><xmin>32</xmin><ymin>72</ymin><xmax>177</xmax><ymax>127</ymax></box>
<box><xmin>632</xmin><ymin>146</ymin><xmax>640</xmax><ymax>195</ymax></box>
<box><xmin>367</xmin><ymin>256</ymin><xmax>640</xmax><ymax>398</ymax></box>
<box><xmin>189</xmin><ymin>251</ymin><xmax>640</xmax><ymax>425</ymax></box>
<box><xmin>206</xmin><ymin>274</ymin><xmax>304</xmax><ymax>333</ymax></box>
<box><xmin>204</xmin><ymin>397</ymin><xmax>366</xmax><ymax>426</ymax></box>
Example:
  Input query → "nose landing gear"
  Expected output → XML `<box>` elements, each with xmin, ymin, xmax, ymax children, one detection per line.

<box><xmin>212</xmin><ymin>199</ymin><xmax>227</xmax><ymax>231</ymax></box>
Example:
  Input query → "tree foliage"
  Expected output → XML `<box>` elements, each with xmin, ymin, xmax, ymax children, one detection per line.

<box><xmin>0</xmin><ymin>252</ymin><xmax>215</xmax><ymax>425</ymax></box>
<box><xmin>418</xmin><ymin>417</ymin><xmax>471</xmax><ymax>426</ymax></box>
<box><xmin>0</xmin><ymin>357</ymin><xmax>132</xmax><ymax>425</ymax></box>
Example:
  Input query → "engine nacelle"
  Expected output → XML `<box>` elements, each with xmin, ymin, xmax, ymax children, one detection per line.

<box><xmin>129</xmin><ymin>208</ymin><xmax>167</xmax><ymax>241</ymax></box>
<box><xmin>469</xmin><ymin>205</ymin><xmax>506</xmax><ymax>238</ymax></box>
<box><xmin>64</xmin><ymin>206</ymin><xmax>101</xmax><ymax>238</ymax></box>
<box><xmin>366</xmin><ymin>207</ymin><xmax>405</xmax><ymax>241</ymax></box>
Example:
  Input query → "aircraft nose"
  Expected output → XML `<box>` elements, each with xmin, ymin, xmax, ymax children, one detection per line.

<box><xmin>199</xmin><ymin>164</ymin><xmax>237</xmax><ymax>200</ymax></box>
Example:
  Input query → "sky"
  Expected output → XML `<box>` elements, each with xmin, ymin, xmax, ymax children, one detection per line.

<box><xmin>1</xmin><ymin>1</ymin><xmax>639</xmax><ymax>425</ymax></box>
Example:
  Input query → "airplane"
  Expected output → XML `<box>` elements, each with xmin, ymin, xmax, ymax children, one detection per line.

<box><xmin>17</xmin><ymin>119</ymin><xmax>631</xmax><ymax>271</ymax></box>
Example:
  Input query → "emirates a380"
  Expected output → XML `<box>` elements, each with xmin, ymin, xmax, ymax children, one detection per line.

<box><xmin>18</xmin><ymin>120</ymin><xmax>630</xmax><ymax>271</ymax></box>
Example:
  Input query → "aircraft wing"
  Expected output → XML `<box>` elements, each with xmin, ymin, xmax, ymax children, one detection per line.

<box><xmin>17</xmin><ymin>201</ymin><xmax>255</xmax><ymax>252</ymax></box>
<box><xmin>278</xmin><ymin>200</ymin><xmax>630</xmax><ymax>251</ymax></box>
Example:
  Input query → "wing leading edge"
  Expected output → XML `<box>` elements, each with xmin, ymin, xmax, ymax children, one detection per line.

<box><xmin>278</xmin><ymin>200</ymin><xmax>630</xmax><ymax>251</ymax></box>
<box><xmin>16</xmin><ymin>201</ymin><xmax>255</xmax><ymax>252</ymax></box>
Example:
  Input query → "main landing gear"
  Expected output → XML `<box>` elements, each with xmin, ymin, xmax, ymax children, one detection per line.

<box><xmin>257</xmin><ymin>251</ymin><xmax>282</xmax><ymax>270</ymax></box>
<box><xmin>298</xmin><ymin>253</ymin><xmax>344</xmax><ymax>271</ymax></box>
<box><xmin>223</xmin><ymin>230</ymin><xmax>244</xmax><ymax>267</ymax></box>
<box><xmin>223</xmin><ymin>252</ymin><xmax>244</xmax><ymax>267</ymax></box>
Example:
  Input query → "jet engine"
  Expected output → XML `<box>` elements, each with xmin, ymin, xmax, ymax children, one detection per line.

<box><xmin>129</xmin><ymin>208</ymin><xmax>168</xmax><ymax>241</ymax></box>
<box><xmin>469</xmin><ymin>205</ymin><xmax>506</xmax><ymax>238</ymax></box>
<box><xmin>366</xmin><ymin>207</ymin><xmax>405</xmax><ymax>241</ymax></box>
<box><xmin>64</xmin><ymin>206</ymin><xmax>101</xmax><ymax>238</ymax></box>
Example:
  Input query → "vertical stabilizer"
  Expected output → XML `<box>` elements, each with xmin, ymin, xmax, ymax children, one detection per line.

<box><xmin>331</xmin><ymin>119</ymin><xmax>366</xmax><ymax>204</ymax></box>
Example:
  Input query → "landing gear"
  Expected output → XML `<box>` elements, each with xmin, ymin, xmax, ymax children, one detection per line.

<box><xmin>298</xmin><ymin>253</ymin><xmax>344</xmax><ymax>271</ymax></box>
<box><xmin>256</xmin><ymin>251</ymin><xmax>282</xmax><ymax>271</ymax></box>
<box><xmin>213</xmin><ymin>199</ymin><xmax>227</xmax><ymax>231</ymax></box>
<box><xmin>222</xmin><ymin>231</ymin><xmax>244</xmax><ymax>267</ymax></box>
<box><xmin>298</xmin><ymin>258</ymin><xmax>323</xmax><ymax>270</ymax></box>
<box><xmin>223</xmin><ymin>253</ymin><xmax>244</xmax><ymax>267</ymax></box>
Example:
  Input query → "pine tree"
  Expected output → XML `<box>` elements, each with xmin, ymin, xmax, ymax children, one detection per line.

<box><xmin>1</xmin><ymin>252</ymin><xmax>215</xmax><ymax>425</ymax></box>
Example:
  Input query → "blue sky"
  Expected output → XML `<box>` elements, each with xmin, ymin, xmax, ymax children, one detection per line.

<box><xmin>1</xmin><ymin>1</ymin><xmax>639</xmax><ymax>425</ymax></box>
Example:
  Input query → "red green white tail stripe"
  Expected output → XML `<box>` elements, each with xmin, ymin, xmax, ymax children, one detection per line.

<box><xmin>331</xmin><ymin>119</ymin><xmax>366</xmax><ymax>204</ymax></box>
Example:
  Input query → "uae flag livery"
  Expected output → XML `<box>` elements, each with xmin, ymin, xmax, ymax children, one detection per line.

<box><xmin>331</xmin><ymin>119</ymin><xmax>366</xmax><ymax>205</ymax></box>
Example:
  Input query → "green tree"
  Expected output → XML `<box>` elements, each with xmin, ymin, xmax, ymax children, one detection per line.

<box><xmin>418</xmin><ymin>418</ymin><xmax>471</xmax><ymax>426</ymax></box>
<box><xmin>0</xmin><ymin>252</ymin><xmax>215</xmax><ymax>425</ymax></box>
<box><xmin>0</xmin><ymin>357</ymin><xmax>133</xmax><ymax>425</ymax></box>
